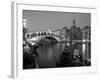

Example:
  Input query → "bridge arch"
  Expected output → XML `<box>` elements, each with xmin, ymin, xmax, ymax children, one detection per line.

<box><xmin>45</xmin><ymin>36</ymin><xmax>58</xmax><ymax>43</ymax></box>
<box><xmin>25</xmin><ymin>31</ymin><xmax>63</xmax><ymax>45</ymax></box>
<box><xmin>37</xmin><ymin>35</ymin><xmax>61</xmax><ymax>42</ymax></box>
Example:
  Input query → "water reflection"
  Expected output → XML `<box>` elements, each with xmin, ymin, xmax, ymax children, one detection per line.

<box><xmin>23</xmin><ymin>41</ymin><xmax>91</xmax><ymax>69</ymax></box>
<box><xmin>37</xmin><ymin>43</ymin><xmax>66</xmax><ymax>68</ymax></box>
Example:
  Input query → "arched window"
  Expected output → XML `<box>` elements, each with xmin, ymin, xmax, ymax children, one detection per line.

<box><xmin>41</xmin><ymin>32</ymin><xmax>44</xmax><ymax>35</ymax></box>
<box><xmin>26</xmin><ymin>33</ymin><xmax>31</xmax><ymax>38</ymax></box>
<box><xmin>44</xmin><ymin>32</ymin><xmax>46</xmax><ymax>35</ymax></box>
<box><xmin>31</xmin><ymin>33</ymin><xmax>37</xmax><ymax>37</ymax></box>
<box><xmin>38</xmin><ymin>33</ymin><xmax>40</xmax><ymax>36</ymax></box>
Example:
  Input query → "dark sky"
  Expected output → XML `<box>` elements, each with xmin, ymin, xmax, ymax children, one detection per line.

<box><xmin>23</xmin><ymin>10</ymin><xmax>91</xmax><ymax>32</ymax></box>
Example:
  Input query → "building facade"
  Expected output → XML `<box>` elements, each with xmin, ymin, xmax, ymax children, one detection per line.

<box><xmin>60</xmin><ymin>27</ymin><xmax>67</xmax><ymax>39</ymax></box>
<box><xmin>82</xmin><ymin>26</ymin><xmax>91</xmax><ymax>60</ymax></box>
<box><xmin>70</xmin><ymin>20</ymin><xmax>82</xmax><ymax>40</ymax></box>
<box><xmin>69</xmin><ymin>20</ymin><xmax>82</xmax><ymax>60</ymax></box>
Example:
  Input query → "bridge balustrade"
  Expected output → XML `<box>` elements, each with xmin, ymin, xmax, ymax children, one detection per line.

<box><xmin>31</xmin><ymin>33</ymin><xmax>37</xmax><ymax>37</ymax></box>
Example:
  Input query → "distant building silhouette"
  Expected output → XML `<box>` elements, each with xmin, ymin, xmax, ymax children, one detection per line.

<box><xmin>70</xmin><ymin>19</ymin><xmax>82</xmax><ymax>40</ymax></box>
<box><xmin>69</xmin><ymin>20</ymin><xmax>83</xmax><ymax>61</ymax></box>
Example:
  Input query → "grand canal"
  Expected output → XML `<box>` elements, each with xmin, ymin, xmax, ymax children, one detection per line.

<box><xmin>37</xmin><ymin>43</ymin><xmax>67</xmax><ymax>68</ymax></box>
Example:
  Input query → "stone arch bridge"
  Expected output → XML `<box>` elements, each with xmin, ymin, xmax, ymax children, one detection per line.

<box><xmin>25</xmin><ymin>31</ymin><xmax>63</xmax><ymax>45</ymax></box>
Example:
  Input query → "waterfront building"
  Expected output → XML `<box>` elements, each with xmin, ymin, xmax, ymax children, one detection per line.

<box><xmin>54</xmin><ymin>29</ymin><xmax>61</xmax><ymax>37</ymax></box>
<box><xmin>66</xmin><ymin>28</ymin><xmax>70</xmax><ymax>41</ymax></box>
<box><xmin>82</xmin><ymin>26</ymin><xmax>91</xmax><ymax>40</ymax></box>
<box><xmin>61</xmin><ymin>27</ymin><xmax>67</xmax><ymax>39</ymax></box>
<box><xmin>69</xmin><ymin>20</ymin><xmax>82</xmax><ymax>61</ymax></box>
<box><xmin>81</xmin><ymin>26</ymin><xmax>91</xmax><ymax>60</ymax></box>
<box><xmin>70</xmin><ymin>20</ymin><xmax>82</xmax><ymax>40</ymax></box>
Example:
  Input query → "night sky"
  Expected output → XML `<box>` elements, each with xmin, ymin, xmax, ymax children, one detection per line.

<box><xmin>23</xmin><ymin>10</ymin><xmax>91</xmax><ymax>32</ymax></box>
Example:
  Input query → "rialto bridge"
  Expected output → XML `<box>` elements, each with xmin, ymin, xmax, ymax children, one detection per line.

<box><xmin>25</xmin><ymin>30</ymin><xmax>63</xmax><ymax>45</ymax></box>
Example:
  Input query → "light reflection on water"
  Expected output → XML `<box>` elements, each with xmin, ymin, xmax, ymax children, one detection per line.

<box><xmin>37</xmin><ymin>43</ymin><xmax>66</xmax><ymax>68</ymax></box>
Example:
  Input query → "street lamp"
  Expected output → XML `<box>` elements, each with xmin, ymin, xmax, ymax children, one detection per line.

<box><xmin>23</xmin><ymin>19</ymin><xmax>27</xmax><ymax>28</ymax></box>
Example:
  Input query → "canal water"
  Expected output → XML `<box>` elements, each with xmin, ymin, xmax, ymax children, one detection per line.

<box><xmin>37</xmin><ymin>43</ymin><xmax>66</xmax><ymax>68</ymax></box>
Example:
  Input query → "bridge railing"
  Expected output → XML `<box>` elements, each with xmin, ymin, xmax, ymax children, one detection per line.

<box><xmin>25</xmin><ymin>31</ymin><xmax>63</xmax><ymax>39</ymax></box>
